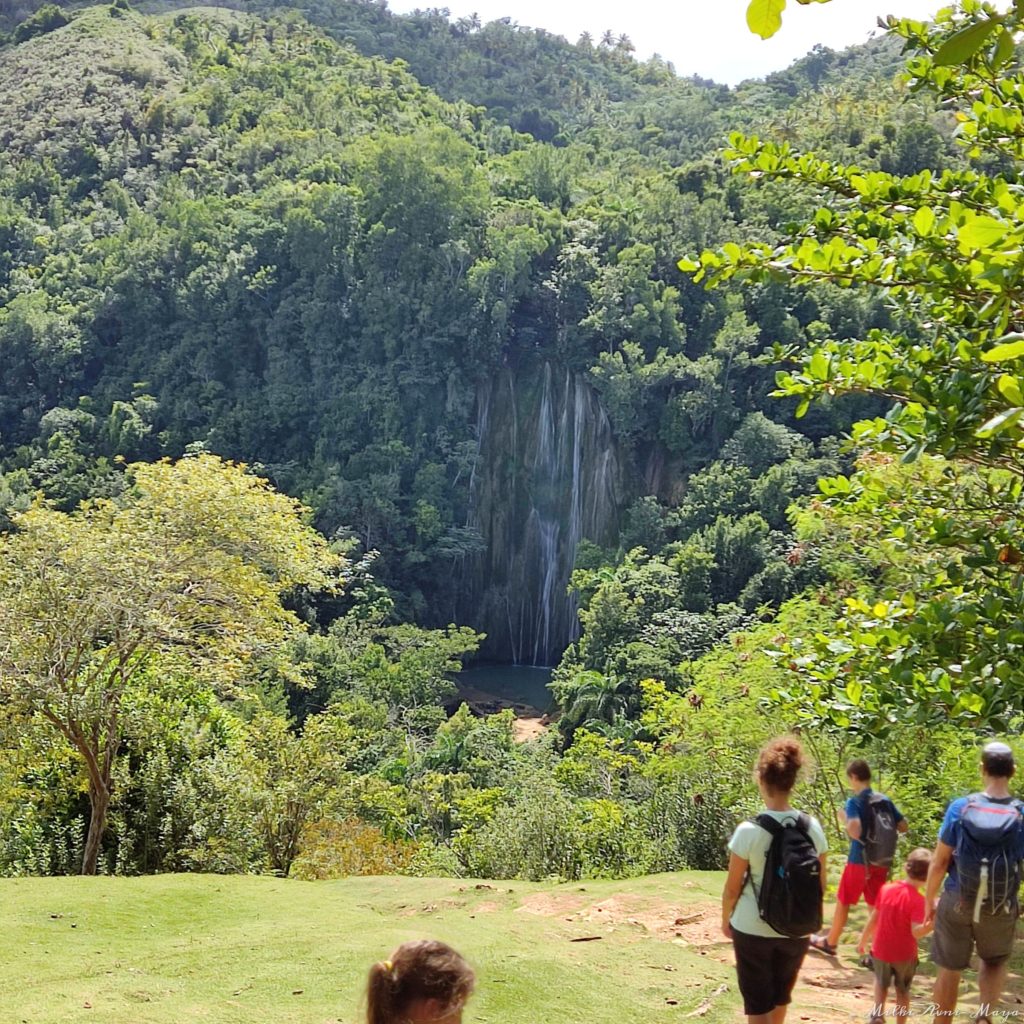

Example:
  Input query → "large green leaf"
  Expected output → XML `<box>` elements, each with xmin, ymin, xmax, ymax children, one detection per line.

<box><xmin>993</xmin><ymin>27</ymin><xmax>1016</xmax><ymax>68</ymax></box>
<box><xmin>746</xmin><ymin>0</ymin><xmax>787</xmax><ymax>40</ymax></box>
<box><xmin>913</xmin><ymin>207</ymin><xmax>936</xmax><ymax>237</ymax></box>
<box><xmin>982</xmin><ymin>338</ymin><xmax>1024</xmax><ymax>363</ymax></box>
<box><xmin>958</xmin><ymin>215</ymin><xmax>1008</xmax><ymax>251</ymax></box>
<box><xmin>998</xmin><ymin>374</ymin><xmax>1024</xmax><ymax>405</ymax></box>
<box><xmin>976</xmin><ymin>407</ymin><xmax>1023</xmax><ymax>438</ymax></box>
<box><xmin>934</xmin><ymin>17</ymin><xmax>1001</xmax><ymax>67</ymax></box>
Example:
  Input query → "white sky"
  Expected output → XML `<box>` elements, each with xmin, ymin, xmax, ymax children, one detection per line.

<box><xmin>389</xmin><ymin>0</ymin><xmax>947</xmax><ymax>85</ymax></box>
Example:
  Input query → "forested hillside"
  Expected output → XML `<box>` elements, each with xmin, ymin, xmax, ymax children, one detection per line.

<box><xmin>0</xmin><ymin>0</ymin><xmax>956</xmax><ymax>662</ymax></box>
<box><xmin>2</xmin><ymin>0</ymin><xmax>1003</xmax><ymax>880</ymax></box>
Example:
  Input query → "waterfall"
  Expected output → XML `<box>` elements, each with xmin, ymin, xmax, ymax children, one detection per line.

<box><xmin>458</xmin><ymin>361</ymin><xmax>622</xmax><ymax>666</ymax></box>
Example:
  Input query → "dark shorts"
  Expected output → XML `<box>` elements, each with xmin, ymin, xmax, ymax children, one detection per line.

<box><xmin>873</xmin><ymin>956</ymin><xmax>917</xmax><ymax>994</ymax></box>
<box><xmin>930</xmin><ymin>889</ymin><xmax>1019</xmax><ymax>970</ymax></box>
<box><xmin>837</xmin><ymin>862</ymin><xmax>889</xmax><ymax>907</ymax></box>
<box><xmin>731</xmin><ymin>928</ymin><xmax>810</xmax><ymax>1016</ymax></box>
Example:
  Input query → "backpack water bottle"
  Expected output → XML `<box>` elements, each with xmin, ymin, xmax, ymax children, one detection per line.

<box><xmin>955</xmin><ymin>794</ymin><xmax>1024</xmax><ymax>922</ymax></box>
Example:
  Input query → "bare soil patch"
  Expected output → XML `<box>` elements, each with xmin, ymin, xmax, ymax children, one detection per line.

<box><xmin>511</xmin><ymin>716</ymin><xmax>549</xmax><ymax>742</ymax></box>
<box><xmin>516</xmin><ymin>891</ymin><xmax>591</xmax><ymax>917</ymax></box>
<box><xmin>511</xmin><ymin>888</ymin><xmax>1021</xmax><ymax>1020</ymax></box>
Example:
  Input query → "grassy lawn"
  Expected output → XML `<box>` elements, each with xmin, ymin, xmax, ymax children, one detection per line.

<box><xmin>9</xmin><ymin>872</ymin><xmax>1024</xmax><ymax>1023</ymax></box>
<box><xmin>0</xmin><ymin>872</ymin><xmax>736</xmax><ymax>1024</ymax></box>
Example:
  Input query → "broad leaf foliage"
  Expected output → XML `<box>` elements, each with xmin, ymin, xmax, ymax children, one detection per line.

<box><xmin>685</xmin><ymin>2</ymin><xmax>1024</xmax><ymax>736</ymax></box>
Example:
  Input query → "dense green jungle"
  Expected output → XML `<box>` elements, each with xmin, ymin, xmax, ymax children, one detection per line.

<box><xmin>1</xmin><ymin>0</ymin><xmax>1022</xmax><ymax>879</ymax></box>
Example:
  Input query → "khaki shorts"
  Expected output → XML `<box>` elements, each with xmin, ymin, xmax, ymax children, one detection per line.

<box><xmin>930</xmin><ymin>889</ymin><xmax>1018</xmax><ymax>970</ymax></box>
<box><xmin>873</xmin><ymin>956</ymin><xmax>917</xmax><ymax>994</ymax></box>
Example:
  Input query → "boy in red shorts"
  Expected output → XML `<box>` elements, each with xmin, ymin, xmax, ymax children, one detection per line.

<box><xmin>810</xmin><ymin>759</ymin><xmax>908</xmax><ymax>956</ymax></box>
<box><xmin>858</xmin><ymin>848</ymin><xmax>933</xmax><ymax>1024</ymax></box>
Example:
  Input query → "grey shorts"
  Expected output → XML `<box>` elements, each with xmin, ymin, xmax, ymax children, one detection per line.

<box><xmin>873</xmin><ymin>957</ymin><xmax>917</xmax><ymax>994</ymax></box>
<box><xmin>930</xmin><ymin>889</ymin><xmax>1019</xmax><ymax>970</ymax></box>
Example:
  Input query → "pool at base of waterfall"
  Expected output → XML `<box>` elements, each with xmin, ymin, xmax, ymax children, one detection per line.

<box><xmin>455</xmin><ymin>664</ymin><xmax>555</xmax><ymax>715</ymax></box>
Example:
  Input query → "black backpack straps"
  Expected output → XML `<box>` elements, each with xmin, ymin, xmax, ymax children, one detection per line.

<box><xmin>753</xmin><ymin>813</ymin><xmax>784</xmax><ymax>837</ymax></box>
<box><xmin>744</xmin><ymin>816</ymin><xmax>779</xmax><ymax>901</ymax></box>
<box><xmin>753</xmin><ymin>812</ymin><xmax>810</xmax><ymax>836</ymax></box>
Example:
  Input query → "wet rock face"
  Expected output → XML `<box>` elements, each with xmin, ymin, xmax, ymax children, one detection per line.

<box><xmin>457</xmin><ymin>361</ymin><xmax>623</xmax><ymax>666</ymax></box>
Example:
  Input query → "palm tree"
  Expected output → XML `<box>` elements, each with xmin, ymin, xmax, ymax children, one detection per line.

<box><xmin>769</xmin><ymin>110</ymin><xmax>801</xmax><ymax>145</ymax></box>
<box><xmin>558</xmin><ymin>670</ymin><xmax>634</xmax><ymax>743</ymax></box>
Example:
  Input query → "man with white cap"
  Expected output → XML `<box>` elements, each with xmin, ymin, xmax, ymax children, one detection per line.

<box><xmin>924</xmin><ymin>741</ymin><xmax>1024</xmax><ymax>1024</ymax></box>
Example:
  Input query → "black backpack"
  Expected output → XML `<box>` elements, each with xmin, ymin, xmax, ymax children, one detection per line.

<box><xmin>860</xmin><ymin>793</ymin><xmax>900</xmax><ymax>869</ymax></box>
<box><xmin>954</xmin><ymin>794</ymin><xmax>1024</xmax><ymax>922</ymax></box>
<box><xmin>748</xmin><ymin>812</ymin><xmax>823</xmax><ymax>938</ymax></box>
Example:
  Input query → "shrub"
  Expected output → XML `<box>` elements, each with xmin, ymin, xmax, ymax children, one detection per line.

<box><xmin>13</xmin><ymin>4</ymin><xmax>68</xmax><ymax>44</ymax></box>
<box><xmin>291</xmin><ymin>818</ymin><xmax>417</xmax><ymax>879</ymax></box>
<box><xmin>637</xmin><ymin>771</ymin><xmax>735</xmax><ymax>872</ymax></box>
<box><xmin>456</xmin><ymin>784</ymin><xmax>584</xmax><ymax>880</ymax></box>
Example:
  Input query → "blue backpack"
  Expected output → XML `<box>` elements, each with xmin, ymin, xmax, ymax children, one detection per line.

<box><xmin>955</xmin><ymin>794</ymin><xmax>1024</xmax><ymax>922</ymax></box>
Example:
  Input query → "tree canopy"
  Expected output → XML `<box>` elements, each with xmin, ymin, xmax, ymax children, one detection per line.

<box><xmin>0</xmin><ymin>454</ymin><xmax>341</xmax><ymax>872</ymax></box>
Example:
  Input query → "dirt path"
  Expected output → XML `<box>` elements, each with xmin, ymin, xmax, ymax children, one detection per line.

<box><xmin>514</xmin><ymin>889</ymin><xmax>1024</xmax><ymax>1021</ymax></box>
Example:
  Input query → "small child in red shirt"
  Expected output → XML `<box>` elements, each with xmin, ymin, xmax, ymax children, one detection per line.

<box><xmin>858</xmin><ymin>847</ymin><xmax>933</xmax><ymax>1023</ymax></box>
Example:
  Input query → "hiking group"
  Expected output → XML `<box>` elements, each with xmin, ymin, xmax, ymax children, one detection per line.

<box><xmin>722</xmin><ymin>737</ymin><xmax>1024</xmax><ymax>1024</ymax></box>
<box><xmin>355</xmin><ymin>739</ymin><xmax>1024</xmax><ymax>1024</ymax></box>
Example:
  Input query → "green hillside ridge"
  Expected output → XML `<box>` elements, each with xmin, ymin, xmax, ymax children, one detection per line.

<box><xmin>0</xmin><ymin>0</ymin><xmax>950</xmax><ymax>645</ymax></box>
<box><xmin>0</xmin><ymin>6</ymin><xmax>185</xmax><ymax>163</ymax></box>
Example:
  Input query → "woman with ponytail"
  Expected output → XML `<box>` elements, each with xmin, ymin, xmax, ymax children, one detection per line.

<box><xmin>366</xmin><ymin>940</ymin><xmax>475</xmax><ymax>1024</ymax></box>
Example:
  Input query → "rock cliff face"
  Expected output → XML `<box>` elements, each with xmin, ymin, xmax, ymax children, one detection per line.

<box><xmin>457</xmin><ymin>361</ymin><xmax>623</xmax><ymax>665</ymax></box>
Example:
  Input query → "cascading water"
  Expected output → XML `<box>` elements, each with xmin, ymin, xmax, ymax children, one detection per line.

<box><xmin>458</xmin><ymin>361</ymin><xmax>623</xmax><ymax>666</ymax></box>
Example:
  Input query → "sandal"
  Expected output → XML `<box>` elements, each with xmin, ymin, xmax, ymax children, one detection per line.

<box><xmin>809</xmin><ymin>934</ymin><xmax>837</xmax><ymax>956</ymax></box>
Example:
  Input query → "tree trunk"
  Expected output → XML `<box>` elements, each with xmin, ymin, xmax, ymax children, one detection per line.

<box><xmin>81</xmin><ymin>780</ymin><xmax>111</xmax><ymax>876</ymax></box>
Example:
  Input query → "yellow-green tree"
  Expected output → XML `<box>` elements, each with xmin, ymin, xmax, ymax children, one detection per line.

<box><xmin>0</xmin><ymin>454</ymin><xmax>342</xmax><ymax>874</ymax></box>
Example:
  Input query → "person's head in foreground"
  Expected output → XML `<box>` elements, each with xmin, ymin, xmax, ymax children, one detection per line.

<box><xmin>981</xmin><ymin>740</ymin><xmax>1015</xmax><ymax>781</ymax></box>
<box><xmin>367</xmin><ymin>940</ymin><xmax>475</xmax><ymax>1024</ymax></box>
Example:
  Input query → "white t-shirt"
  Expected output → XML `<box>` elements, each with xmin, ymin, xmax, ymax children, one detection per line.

<box><xmin>727</xmin><ymin>809</ymin><xmax>828</xmax><ymax>938</ymax></box>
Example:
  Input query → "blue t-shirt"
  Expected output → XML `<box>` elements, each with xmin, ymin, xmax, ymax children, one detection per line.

<box><xmin>845</xmin><ymin>788</ymin><xmax>903</xmax><ymax>864</ymax></box>
<box><xmin>938</xmin><ymin>794</ymin><xmax>1024</xmax><ymax>893</ymax></box>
